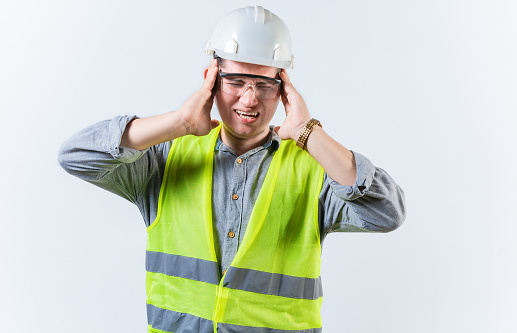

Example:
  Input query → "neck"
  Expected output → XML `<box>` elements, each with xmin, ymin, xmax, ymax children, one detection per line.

<box><xmin>220</xmin><ymin>126</ymin><xmax>271</xmax><ymax>156</ymax></box>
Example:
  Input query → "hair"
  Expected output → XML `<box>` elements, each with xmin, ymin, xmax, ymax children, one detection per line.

<box><xmin>213</xmin><ymin>53</ymin><xmax>225</xmax><ymax>68</ymax></box>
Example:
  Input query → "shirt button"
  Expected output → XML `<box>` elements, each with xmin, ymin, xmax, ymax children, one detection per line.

<box><xmin>228</xmin><ymin>231</ymin><xmax>235</xmax><ymax>238</ymax></box>
<box><xmin>232</xmin><ymin>194</ymin><xmax>239</xmax><ymax>200</ymax></box>
<box><xmin>236</xmin><ymin>158</ymin><xmax>243</xmax><ymax>164</ymax></box>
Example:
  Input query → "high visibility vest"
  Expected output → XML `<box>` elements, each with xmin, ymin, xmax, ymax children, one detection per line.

<box><xmin>146</xmin><ymin>126</ymin><xmax>325</xmax><ymax>333</ymax></box>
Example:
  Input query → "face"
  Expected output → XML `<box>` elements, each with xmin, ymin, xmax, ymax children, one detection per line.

<box><xmin>214</xmin><ymin>60</ymin><xmax>281</xmax><ymax>143</ymax></box>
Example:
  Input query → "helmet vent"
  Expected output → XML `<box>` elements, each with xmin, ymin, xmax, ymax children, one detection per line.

<box><xmin>254</xmin><ymin>5</ymin><xmax>265</xmax><ymax>24</ymax></box>
<box><xmin>273</xmin><ymin>44</ymin><xmax>281</xmax><ymax>60</ymax></box>
<box><xmin>224</xmin><ymin>38</ymin><xmax>238</xmax><ymax>54</ymax></box>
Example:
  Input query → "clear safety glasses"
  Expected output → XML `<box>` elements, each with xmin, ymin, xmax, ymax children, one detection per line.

<box><xmin>218</xmin><ymin>71</ymin><xmax>282</xmax><ymax>100</ymax></box>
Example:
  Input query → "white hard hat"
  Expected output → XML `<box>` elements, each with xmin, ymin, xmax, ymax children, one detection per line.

<box><xmin>205</xmin><ymin>6</ymin><xmax>294</xmax><ymax>69</ymax></box>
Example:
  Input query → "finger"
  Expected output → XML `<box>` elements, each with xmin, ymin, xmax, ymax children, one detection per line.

<box><xmin>208</xmin><ymin>57</ymin><xmax>217</xmax><ymax>69</ymax></box>
<box><xmin>280</xmin><ymin>70</ymin><xmax>295</xmax><ymax>92</ymax></box>
<box><xmin>203</xmin><ymin>59</ymin><xmax>217</xmax><ymax>79</ymax></box>
<box><xmin>211</xmin><ymin>119</ymin><xmax>220</xmax><ymax>129</ymax></box>
<box><xmin>280</xmin><ymin>78</ymin><xmax>290</xmax><ymax>108</ymax></box>
<box><xmin>280</xmin><ymin>69</ymin><xmax>290</xmax><ymax>82</ymax></box>
<box><xmin>202</xmin><ymin>64</ymin><xmax>219</xmax><ymax>90</ymax></box>
<box><xmin>281</xmin><ymin>89</ymin><xmax>289</xmax><ymax>107</ymax></box>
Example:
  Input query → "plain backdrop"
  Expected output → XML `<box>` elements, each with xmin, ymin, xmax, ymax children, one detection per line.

<box><xmin>1</xmin><ymin>0</ymin><xmax>516</xmax><ymax>332</ymax></box>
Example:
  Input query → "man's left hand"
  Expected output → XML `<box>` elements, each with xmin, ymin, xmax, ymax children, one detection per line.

<box><xmin>274</xmin><ymin>69</ymin><xmax>312</xmax><ymax>142</ymax></box>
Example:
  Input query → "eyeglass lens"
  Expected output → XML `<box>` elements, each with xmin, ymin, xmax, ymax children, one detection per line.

<box><xmin>220</xmin><ymin>75</ymin><xmax>280</xmax><ymax>99</ymax></box>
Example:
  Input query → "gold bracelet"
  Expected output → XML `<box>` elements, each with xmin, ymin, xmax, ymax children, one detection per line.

<box><xmin>296</xmin><ymin>118</ymin><xmax>322</xmax><ymax>150</ymax></box>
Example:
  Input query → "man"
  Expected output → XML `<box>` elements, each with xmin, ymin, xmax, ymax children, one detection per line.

<box><xmin>59</xmin><ymin>6</ymin><xmax>405</xmax><ymax>332</ymax></box>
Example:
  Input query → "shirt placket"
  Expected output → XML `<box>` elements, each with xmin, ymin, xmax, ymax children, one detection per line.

<box><xmin>222</xmin><ymin>156</ymin><xmax>246</xmax><ymax>273</ymax></box>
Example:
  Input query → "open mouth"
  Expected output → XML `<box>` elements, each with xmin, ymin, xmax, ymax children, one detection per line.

<box><xmin>234</xmin><ymin>110</ymin><xmax>259</xmax><ymax>120</ymax></box>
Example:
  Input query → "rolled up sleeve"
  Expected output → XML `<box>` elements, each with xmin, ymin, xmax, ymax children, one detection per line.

<box><xmin>58</xmin><ymin>115</ymin><xmax>147</xmax><ymax>179</ymax></box>
<box><xmin>319</xmin><ymin>151</ymin><xmax>406</xmax><ymax>237</ymax></box>
<box><xmin>107</xmin><ymin>115</ymin><xmax>148</xmax><ymax>162</ymax></box>
<box><xmin>58</xmin><ymin>115</ymin><xmax>165</xmax><ymax>204</ymax></box>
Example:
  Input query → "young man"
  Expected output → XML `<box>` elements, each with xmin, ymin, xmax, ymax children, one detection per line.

<box><xmin>59</xmin><ymin>6</ymin><xmax>405</xmax><ymax>332</ymax></box>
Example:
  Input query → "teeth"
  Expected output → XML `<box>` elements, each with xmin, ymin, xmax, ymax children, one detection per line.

<box><xmin>235</xmin><ymin>110</ymin><xmax>258</xmax><ymax>119</ymax></box>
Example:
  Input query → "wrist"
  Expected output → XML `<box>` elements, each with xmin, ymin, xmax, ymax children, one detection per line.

<box><xmin>176</xmin><ymin>110</ymin><xmax>193</xmax><ymax>136</ymax></box>
<box><xmin>295</xmin><ymin>118</ymin><xmax>322</xmax><ymax>150</ymax></box>
<box><xmin>293</xmin><ymin>118</ymin><xmax>311</xmax><ymax>141</ymax></box>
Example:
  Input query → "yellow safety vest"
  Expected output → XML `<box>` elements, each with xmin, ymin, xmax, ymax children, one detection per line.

<box><xmin>146</xmin><ymin>126</ymin><xmax>325</xmax><ymax>332</ymax></box>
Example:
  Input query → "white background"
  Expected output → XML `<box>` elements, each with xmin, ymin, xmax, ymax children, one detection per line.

<box><xmin>1</xmin><ymin>0</ymin><xmax>516</xmax><ymax>332</ymax></box>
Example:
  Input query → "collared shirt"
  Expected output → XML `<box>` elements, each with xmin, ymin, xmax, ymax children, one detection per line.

<box><xmin>58</xmin><ymin>115</ymin><xmax>406</xmax><ymax>272</ymax></box>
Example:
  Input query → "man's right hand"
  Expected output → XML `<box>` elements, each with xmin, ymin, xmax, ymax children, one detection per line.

<box><xmin>120</xmin><ymin>59</ymin><xmax>220</xmax><ymax>150</ymax></box>
<box><xmin>178</xmin><ymin>58</ymin><xmax>220</xmax><ymax>136</ymax></box>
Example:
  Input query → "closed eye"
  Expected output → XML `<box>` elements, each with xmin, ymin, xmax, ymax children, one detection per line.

<box><xmin>224</xmin><ymin>78</ymin><xmax>247</xmax><ymax>85</ymax></box>
<box><xmin>256</xmin><ymin>83</ymin><xmax>275</xmax><ymax>89</ymax></box>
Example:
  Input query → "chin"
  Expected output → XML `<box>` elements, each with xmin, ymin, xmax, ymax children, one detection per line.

<box><xmin>223</xmin><ymin>122</ymin><xmax>268</xmax><ymax>140</ymax></box>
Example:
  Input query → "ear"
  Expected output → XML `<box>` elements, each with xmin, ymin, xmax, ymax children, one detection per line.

<box><xmin>204</xmin><ymin>68</ymin><xmax>209</xmax><ymax>79</ymax></box>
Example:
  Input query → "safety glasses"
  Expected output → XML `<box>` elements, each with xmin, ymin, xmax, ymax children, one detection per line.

<box><xmin>218</xmin><ymin>71</ymin><xmax>282</xmax><ymax>100</ymax></box>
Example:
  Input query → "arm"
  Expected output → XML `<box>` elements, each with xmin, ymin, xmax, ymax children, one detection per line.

<box><xmin>274</xmin><ymin>70</ymin><xmax>405</xmax><ymax>233</ymax></box>
<box><xmin>274</xmin><ymin>70</ymin><xmax>356</xmax><ymax>186</ymax></box>
<box><xmin>57</xmin><ymin>115</ymin><xmax>166</xmax><ymax>203</ymax></box>
<box><xmin>58</xmin><ymin>59</ymin><xmax>220</xmax><ymax>210</ymax></box>
<box><xmin>120</xmin><ymin>58</ymin><xmax>220</xmax><ymax>150</ymax></box>
<box><xmin>319</xmin><ymin>152</ymin><xmax>406</xmax><ymax>235</ymax></box>
<box><xmin>59</xmin><ymin>59</ymin><xmax>220</xmax><ymax>190</ymax></box>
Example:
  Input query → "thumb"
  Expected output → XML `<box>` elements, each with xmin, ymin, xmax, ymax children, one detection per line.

<box><xmin>211</xmin><ymin>119</ymin><xmax>220</xmax><ymax>129</ymax></box>
<box><xmin>273</xmin><ymin>126</ymin><xmax>281</xmax><ymax>134</ymax></box>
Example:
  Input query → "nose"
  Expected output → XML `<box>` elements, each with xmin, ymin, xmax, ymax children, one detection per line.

<box><xmin>239</xmin><ymin>84</ymin><xmax>259</xmax><ymax>107</ymax></box>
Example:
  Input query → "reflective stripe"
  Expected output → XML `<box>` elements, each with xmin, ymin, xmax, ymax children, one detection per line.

<box><xmin>218</xmin><ymin>322</ymin><xmax>322</xmax><ymax>333</ymax></box>
<box><xmin>223</xmin><ymin>266</ymin><xmax>323</xmax><ymax>300</ymax></box>
<box><xmin>146</xmin><ymin>251</ymin><xmax>219</xmax><ymax>285</ymax></box>
<box><xmin>147</xmin><ymin>303</ymin><xmax>322</xmax><ymax>333</ymax></box>
<box><xmin>147</xmin><ymin>303</ymin><xmax>214</xmax><ymax>333</ymax></box>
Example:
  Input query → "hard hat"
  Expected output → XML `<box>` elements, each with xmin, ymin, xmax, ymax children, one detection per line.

<box><xmin>205</xmin><ymin>6</ymin><xmax>294</xmax><ymax>69</ymax></box>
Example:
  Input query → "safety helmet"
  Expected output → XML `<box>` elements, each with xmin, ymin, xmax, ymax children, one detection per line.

<box><xmin>205</xmin><ymin>6</ymin><xmax>294</xmax><ymax>69</ymax></box>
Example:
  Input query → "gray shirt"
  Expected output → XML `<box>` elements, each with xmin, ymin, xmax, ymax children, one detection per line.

<box><xmin>58</xmin><ymin>115</ymin><xmax>406</xmax><ymax>272</ymax></box>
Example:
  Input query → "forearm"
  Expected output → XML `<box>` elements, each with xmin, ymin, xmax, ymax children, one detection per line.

<box><xmin>121</xmin><ymin>111</ymin><xmax>190</xmax><ymax>150</ymax></box>
<box><xmin>304</xmin><ymin>126</ymin><xmax>357</xmax><ymax>186</ymax></box>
